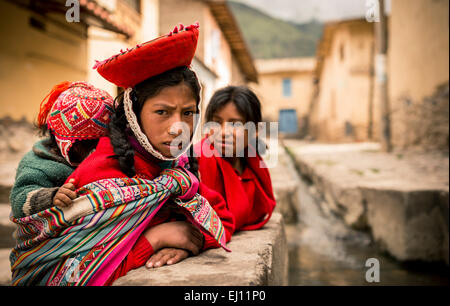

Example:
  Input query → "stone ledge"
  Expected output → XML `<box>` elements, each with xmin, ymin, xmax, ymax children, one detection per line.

<box><xmin>0</xmin><ymin>203</ymin><xmax>15</xmax><ymax>251</ymax></box>
<box><xmin>285</xmin><ymin>141</ymin><xmax>449</xmax><ymax>265</ymax></box>
<box><xmin>269</xmin><ymin>145</ymin><xmax>301</xmax><ymax>224</ymax></box>
<box><xmin>113</xmin><ymin>213</ymin><xmax>288</xmax><ymax>286</ymax></box>
<box><xmin>0</xmin><ymin>186</ymin><xmax>11</xmax><ymax>204</ymax></box>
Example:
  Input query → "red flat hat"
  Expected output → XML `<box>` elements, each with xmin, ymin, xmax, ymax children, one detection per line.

<box><xmin>94</xmin><ymin>23</ymin><xmax>199</xmax><ymax>88</ymax></box>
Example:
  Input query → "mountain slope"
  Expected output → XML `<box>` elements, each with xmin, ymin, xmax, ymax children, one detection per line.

<box><xmin>229</xmin><ymin>1</ymin><xmax>323</xmax><ymax>59</ymax></box>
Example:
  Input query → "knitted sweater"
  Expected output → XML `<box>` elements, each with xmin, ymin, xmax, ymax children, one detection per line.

<box><xmin>9</xmin><ymin>138</ymin><xmax>75</xmax><ymax>218</ymax></box>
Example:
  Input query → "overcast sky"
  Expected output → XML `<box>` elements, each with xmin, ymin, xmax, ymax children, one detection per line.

<box><xmin>232</xmin><ymin>0</ymin><xmax>391</xmax><ymax>23</ymax></box>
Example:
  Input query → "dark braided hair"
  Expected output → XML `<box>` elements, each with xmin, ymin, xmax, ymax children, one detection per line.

<box><xmin>108</xmin><ymin>66</ymin><xmax>201</xmax><ymax>178</ymax></box>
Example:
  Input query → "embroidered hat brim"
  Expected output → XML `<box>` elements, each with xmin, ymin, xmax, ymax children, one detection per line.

<box><xmin>95</xmin><ymin>23</ymin><xmax>199</xmax><ymax>88</ymax></box>
<box><xmin>47</xmin><ymin>81</ymin><xmax>114</xmax><ymax>165</ymax></box>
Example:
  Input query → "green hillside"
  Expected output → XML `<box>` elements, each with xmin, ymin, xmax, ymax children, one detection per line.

<box><xmin>228</xmin><ymin>1</ymin><xmax>323</xmax><ymax>59</ymax></box>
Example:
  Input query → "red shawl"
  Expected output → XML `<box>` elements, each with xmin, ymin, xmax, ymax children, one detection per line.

<box><xmin>67</xmin><ymin>136</ymin><xmax>235</xmax><ymax>249</ymax></box>
<box><xmin>196</xmin><ymin>137</ymin><xmax>276</xmax><ymax>231</ymax></box>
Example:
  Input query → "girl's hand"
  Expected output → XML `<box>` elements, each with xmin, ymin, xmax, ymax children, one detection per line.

<box><xmin>143</xmin><ymin>221</ymin><xmax>204</xmax><ymax>255</ymax></box>
<box><xmin>146</xmin><ymin>248</ymin><xmax>189</xmax><ymax>269</ymax></box>
<box><xmin>53</xmin><ymin>179</ymin><xmax>77</xmax><ymax>208</ymax></box>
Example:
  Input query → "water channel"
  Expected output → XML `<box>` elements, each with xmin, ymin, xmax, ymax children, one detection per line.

<box><xmin>286</xmin><ymin>170</ymin><xmax>449</xmax><ymax>286</ymax></box>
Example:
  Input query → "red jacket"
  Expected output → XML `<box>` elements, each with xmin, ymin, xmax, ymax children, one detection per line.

<box><xmin>196</xmin><ymin>138</ymin><xmax>276</xmax><ymax>231</ymax></box>
<box><xmin>67</xmin><ymin>136</ymin><xmax>235</xmax><ymax>284</ymax></box>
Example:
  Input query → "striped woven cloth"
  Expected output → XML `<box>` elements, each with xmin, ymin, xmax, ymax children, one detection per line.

<box><xmin>9</xmin><ymin>168</ymin><xmax>229</xmax><ymax>286</ymax></box>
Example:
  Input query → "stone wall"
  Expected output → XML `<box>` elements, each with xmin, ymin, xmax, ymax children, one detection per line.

<box><xmin>284</xmin><ymin>140</ymin><xmax>449</xmax><ymax>265</ymax></box>
<box><xmin>0</xmin><ymin>0</ymin><xmax>88</xmax><ymax>122</ymax></box>
<box><xmin>113</xmin><ymin>213</ymin><xmax>288</xmax><ymax>286</ymax></box>
<box><xmin>391</xmin><ymin>83</ymin><xmax>449</xmax><ymax>151</ymax></box>
<box><xmin>388</xmin><ymin>0</ymin><xmax>449</xmax><ymax>151</ymax></box>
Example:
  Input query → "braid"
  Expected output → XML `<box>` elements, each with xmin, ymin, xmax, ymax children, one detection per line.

<box><xmin>187</xmin><ymin>146</ymin><xmax>199</xmax><ymax>179</ymax></box>
<box><xmin>108</xmin><ymin>94</ymin><xmax>136</xmax><ymax>177</ymax></box>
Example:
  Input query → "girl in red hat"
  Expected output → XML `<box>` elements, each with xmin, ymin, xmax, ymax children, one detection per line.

<box><xmin>64</xmin><ymin>23</ymin><xmax>235</xmax><ymax>285</ymax></box>
<box><xmin>196</xmin><ymin>86</ymin><xmax>276</xmax><ymax>232</ymax></box>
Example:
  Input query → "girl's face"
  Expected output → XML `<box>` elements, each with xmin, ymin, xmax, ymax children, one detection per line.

<box><xmin>209</xmin><ymin>102</ymin><xmax>249</xmax><ymax>157</ymax></box>
<box><xmin>139</xmin><ymin>83</ymin><xmax>197</xmax><ymax>158</ymax></box>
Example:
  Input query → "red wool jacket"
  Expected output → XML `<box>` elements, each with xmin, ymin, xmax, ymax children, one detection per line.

<box><xmin>67</xmin><ymin>136</ymin><xmax>235</xmax><ymax>284</ymax></box>
<box><xmin>196</xmin><ymin>138</ymin><xmax>276</xmax><ymax>231</ymax></box>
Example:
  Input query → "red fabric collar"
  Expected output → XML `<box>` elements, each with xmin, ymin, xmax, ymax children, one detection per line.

<box><xmin>238</xmin><ymin>165</ymin><xmax>255</xmax><ymax>181</ymax></box>
<box><xmin>196</xmin><ymin>138</ymin><xmax>276</xmax><ymax>231</ymax></box>
<box><xmin>68</xmin><ymin>136</ymin><xmax>161</xmax><ymax>187</ymax></box>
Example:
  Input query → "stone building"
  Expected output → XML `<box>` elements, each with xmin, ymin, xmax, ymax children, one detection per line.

<box><xmin>309</xmin><ymin>0</ymin><xmax>449</xmax><ymax>151</ymax></box>
<box><xmin>0</xmin><ymin>0</ymin><xmax>257</xmax><ymax>128</ymax></box>
<box><xmin>250</xmin><ymin>57</ymin><xmax>316</xmax><ymax>136</ymax></box>
<box><xmin>388</xmin><ymin>0</ymin><xmax>449</xmax><ymax>151</ymax></box>
<box><xmin>308</xmin><ymin>18</ymin><xmax>376</xmax><ymax>142</ymax></box>
<box><xmin>87</xmin><ymin>0</ymin><xmax>159</xmax><ymax>97</ymax></box>
<box><xmin>157</xmin><ymin>0</ymin><xmax>258</xmax><ymax>118</ymax></box>
<box><xmin>0</xmin><ymin>0</ymin><xmax>147</xmax><ymax>122</ymax></box>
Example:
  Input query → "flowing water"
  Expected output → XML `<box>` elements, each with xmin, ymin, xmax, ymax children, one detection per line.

<box><xmin>286</xmin><ymin>174</ymin><xmax>449</xmax><ymax>286</ymax></box>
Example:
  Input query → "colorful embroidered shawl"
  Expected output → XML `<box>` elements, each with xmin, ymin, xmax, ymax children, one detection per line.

<box><xmin>10</xmin><ymin>168</ymin><xmax>229</xmax><ymax>286</ymax></box>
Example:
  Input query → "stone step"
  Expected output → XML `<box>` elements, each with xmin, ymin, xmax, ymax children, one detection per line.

<box><xmin>0</xmin><ymin>203</ymin><xmax>15</xmax><ymax>250</ymax></box>
<box><xmin>0</xmin><ymin>156</ymin><xmax>16</xmax><ymax>203</ymax></box>
<box><xmin>0</xmin><ymin>185</ymin><xmax>11</xmax><ymax>204</ymax></box>
<box><xmin>0</xmin><ymin>248</ymin><xmax>11</xmax><ymax>286</ymax></box>
<box><xmin>0</xmin><ymin>202</ymin><xmax>16</xmax><ymax>285</ymax></box>
<box><xmin>0</xmin><ymin>212</ymin><xmax>288</xmax><ymax>286</ymax></box>
<box><xmin>267</xmin><ymin>143</ymin><xmax>301</xmax><ymax>224</ymax></box>
<box><xmin>113</xmin><ymin>213</ymin><xmax>288</xmax><ymax>286</ymax></box>
<box><xmin>284</xmin><ymin>140</ymin><xmax>449</xmax><ymax>265</ymax></box>
<box><xmin>0</xmin><ymin>203</ymin><xmax>13</xmax><ymax>287</ymax></box>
